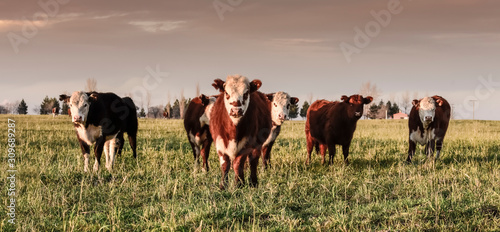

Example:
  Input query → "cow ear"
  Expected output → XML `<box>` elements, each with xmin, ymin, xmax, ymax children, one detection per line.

<box><xmin>59</xmin><ymin>94</ymin><xmax>70</xmax><ymax>103</ymax></box>
<box><xmin>212</xmin><ymin>79</ymin><xmax>225</xmax><ymax>92</ymax></box>
<box><xmin>266</xmin><ymin>93</ymin><xmax>274</xmax><ymax>102</ymax></box>
<box><xmin>199</xmin><ymin>94</ymin><xmax>210</xmax><ymax>106</ymax></box>
<box><xmin>88</xmin><ymin>92</ymin><xmax>98</xmax><ymax>102</ymax></box>
<box><xmin>290</xmin><ymin>97</ymin><xmax>299</xmax><ymax>105</ymax></box>
<box><xmin>363</xmin><ymin>96</ymin><xmax>373</xmax><ymax>104</ymax></box>
<box><xmin>432</xmin><ymin>95</ymin><xmax>444</xmax><ymax>106</ymax></box>
<box><xmin>250</xmin><ymin>79</ymin><xmax>262</xmax><ymax>93</ymax></box>
<box><xmin>412</xmin><ymin>99</ymin><xmax>419</xmax><ymax>106</ymax></box>
<box><xmin>341</xmin><ymin>95</ymin><xmax>349</xmax><ymax>103</ymax></box>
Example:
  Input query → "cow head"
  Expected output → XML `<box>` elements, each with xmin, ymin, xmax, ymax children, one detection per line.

<box><xmin>341</xmin><ymin>94</ymin><xmax>373</xmax><ymax>118</ymax></box>
<box><xmin>266</xmin><ymin>92</ymin><xmax>299</xmax><ymax>126</ymax></box>
<box><xmin>59</xmin><ymin>91</ymin><xmax>98</xmax><ymax>124</ymax></box>
<box><xmin>212</xmin><ymin>75</ymin><xmax>262</xmax><ymax>125</ymax></box>
<box><xmin>413</xmin><ymin>96</ymin><xmax>436</xmax><ymax>128</ymax></box>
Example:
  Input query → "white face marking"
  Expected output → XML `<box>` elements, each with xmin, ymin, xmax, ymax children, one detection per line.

<box><xmin>263</xmin><ymin>125</ymin><xmax>279</xmax><ymax>147</ymax></box>
<box><xmin>69</xmin><ymin>91</ymin><xmax>91</xmax><ymax>124</ymax></box>
<box><xmin>76</xmin><ymin>125</ymin><xmax>102</xmax><ymax>146</ymax></box>
<box><xmin>223</xmin><ymin>75</ymin><xmax>251</xmax><ymax>125</ymax></box>
<box><xmin>418</xmin><ymin>97</ymin><xmax>436</xmax><ymax>128</ymax></box>
<box><xmin>215</xmin><ymin>136</ymin><xmax>248</xmax><ymax>161</ymax></box>
<box><xmin>270</xmin><ymin>91</ymin><xmax>292</xmax><ymax>126</ymax></box>
<box><xmin>199</xmin><ymin>97</ymin><xmax>216</xmax><ymax>127</ymax></box>
<box><xmin>410</xmin><ymin>127</ymin><xmax>436</xmax><ymax>145</ymax></box>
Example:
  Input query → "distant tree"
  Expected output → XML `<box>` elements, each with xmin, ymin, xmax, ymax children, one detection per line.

<box><xmin>300</xmin><ymin>101</ymin><xmax>310</xmax><ymax>119</ymax></box>
<box><xmin>139</xmin><ymin>107</ymin><xmax>146</xmax><ymax>118</ymax></box>
<box><xmin>289</xmin><ymin>102</ymin><xmax>299</xmax><ymax>119</ymax></box>
<box><xmin>0</xmin><ymin>105</ymin><xmax>8</xmax><ymax>114</ymax></box>
<box><xmin>164</xmin><ymin>103</ymin><xmax>172</xmax><ymax>119</ymax></box>
<box><xmin>17</xmin><ymin>99</ymin><xmax>28</xmax><ymax>115</ymax></box>
<box><xmin>40</xmin><ymin>96</ymin><xmax>60</xmax><ymax>115</ymax></box>
<box><xmin>400</xmin><ymin>91</ymin><xmax>410</xmax><ymax>114</ymax></box>
<box><xmin>179</xmin><ymin>89</ymin><xmax>186</xmax><ymax>119</ymax></box>
<box><xmin>85</xmin><ymin>78</ymin><xmax>97</xmax><ymax>92</ymax></box>
<box><xmin>148</xmin><ymin>106</ymin><xmax>163</xmax><ymax>118</ymax></box>
<box><xmin>368</xmin><ymin>104</ymin><xmax>380</xmax><ymax>119</ymax></box>
<box><xmin>359</xmin><ymin>81</ymin><xmax>381</xmax><ymax>118</ymax></box>
<box><xmin>171</xmin><ymin>99</ymin><xmax>180</xmax><ymax>119</ymax></box>
<box><xmin>61</xmin><ymin>102</ymin><xmax>69</xmax><ymax>115</ymax></box>
<box><xmin>386</xmin><ymin>101</ymin><xmax>400</xmax><ymax>118</ymax></box>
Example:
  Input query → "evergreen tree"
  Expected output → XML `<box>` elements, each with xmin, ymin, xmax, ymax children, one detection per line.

<box><xmin>139</xmin><ymin>108</ymin><xmax>146</xmax><ymax>118</ymax></box>
<box><xmin>289</xmin><ymin>102</ymin><xmax>299</xmax><ymax>119</ymax></box>
<box><xmin>17</xmin><ymin>99</ymin><xmax>28</xmax><ymax>115</ymax></box>
<box><xmin>61</xmin><ymin>102</ymin><xmax>69</xmax><ymax>115</ymax></box>
<box><xmin>300</xmin><ymin>101</ymin><xmax>310</xmax><ymax>119</ymax></box>
<box><xmin>171</xmin><ymin>99</ymin><xmax>180</xmax><ymax>119</ymax></box>
<box><xmin>39</xmin><ymin>96</ymin><xmax>60</xmax><ymax>115</ymax></box>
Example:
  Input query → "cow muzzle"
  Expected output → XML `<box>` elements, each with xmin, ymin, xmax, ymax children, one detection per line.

<box><xmin>424</xmin><ymin>116</ymin><xmax>433</xmax><ymax>122</ymax></box>
<box><xmin>354</xmin><ymin>112</ymin><xmax>362</xmax><ymax>117</ymax></box>
<box><xmin>278</xmin><ymin>113</ymin><xmax>287</xmax><ymax>121</ymax></box>
<box><xmin>229</xmin><ymin>108</ymin><xmax>244</xmax><ymax>118</ymax></box>
<box><xmin>73</xmin><ymin>115</ymin><xmax>83</xmax><ymax>123</ymax></box>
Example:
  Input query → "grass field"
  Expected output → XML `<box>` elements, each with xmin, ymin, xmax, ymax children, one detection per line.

<box><xmin>1</xmin><ymin>115</ymin><xmax>499</xmax><ymax>231</ymax></box>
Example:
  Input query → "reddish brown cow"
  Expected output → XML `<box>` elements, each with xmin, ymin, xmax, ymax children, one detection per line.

<box><xmin>407</xmin><ymin>95</ymin><xmax>451</xmax><ymax>163</ymax></box>
<box><xmin>209</xmin><ymin>75</ymin><xmax>272</xmax><ymax>189</ymax></box>
<box><xmin>305</xmin><ymin>95</ymin><xmax>373</xmax><ymax>165</ymax></box>
<box><xmin>52</xmin><ymin>107</ymin><xmax>59</xmax><ymax>118</ymax></box>
<box><xmin>183</xmin><ymin>94</ymin><xmax>216</xmax><ymax>171</ymax></box>
<box><xmin>163</xmin><ymin>111</ymin><xmax>169</xmax><ymax>118</ymax></box>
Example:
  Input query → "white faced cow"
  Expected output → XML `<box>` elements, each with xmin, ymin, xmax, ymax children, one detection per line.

<box><xmin>260</xmin><ymin>91</ymin><xmax>299</xmax><ymax>168</ymax></box>
<box><xmin>209</xmin><ymin>75</ymin><xmax>272</xmax><ymax>189</ymax></box>
<box><xmin>407</xmin><ymin>95</ymin><xmax>451</xmax><ymax>163</ymax></box>
<box><xmin>59</xmin><ymin>91</ymin><xmax>138</xmax><ymax>172</ymax></box>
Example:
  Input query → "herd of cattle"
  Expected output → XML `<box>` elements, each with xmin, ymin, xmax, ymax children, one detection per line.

<box><xmin>58</xmin><ymin>75</ymin><xmax>451</xmax><ymax>189</ymax></box>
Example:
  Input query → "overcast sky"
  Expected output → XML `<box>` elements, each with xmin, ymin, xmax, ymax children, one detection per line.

<box><xmin>1</xmin><ymin>0</ymin><xmax>499</xmax><ymax>119</ymax></box>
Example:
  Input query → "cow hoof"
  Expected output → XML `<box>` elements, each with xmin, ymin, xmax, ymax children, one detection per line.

<box><xmin>93</xmin><ymin>163</ymin><xmax>99</xmax><ymax>172</ymax></box>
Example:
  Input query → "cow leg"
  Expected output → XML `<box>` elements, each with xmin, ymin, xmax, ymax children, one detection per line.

<box><xmin>116</xmin><ymin>132</ymin><xmax>124</xmax><ymax>156</ymax></box>
<box><xmin>321</xmin><ymin>144</ymin><xmax>329</xmax><ymax>165</ymax></box>
<box><xmin>233</xmin><ymin>155</ymin><xmax>247</xmax><ymax>188</ymax></box>
<box><xmin>104</xmin><ymin>140</ymin><xmax>111</xmax><ymax>169</ymax></box>
<box><xmin>249</xmin><ymin>149</ymin><xmax>260</xmax><ymax>187</ymax></box>
<box><xmin>108</xmin><ymin>138</ymin><xmax>118</xmax><ymax>171</ymax></box>
<box><xmin>427</xmin><ymin>140</ymin><xmax>436</xmax><ymax>159</ymax></box>
<box><xmin>200</xmin><ymin>138</ymin><xmax>212</xmax><ymax>172</ymax></box>
<box><xmin>128</xmin><ymin>133</ymin><xmax>137</xmax><ymax>159</ymax></box>
<box><xmin>188</xmin><ymin>139</ymin><xmax>200</xmax><ymax>166</ymax></box>
<box><xmin>219</xmin><ymin>153</ymin><xmax>230</xmax><ymax>190</ymax></box>
<box><xmin>342</xmin><ymin>144</ymin><xmax>350</xmax><ymax>165</ymax></box>
<box><xmin>305</xmin><ymin>133</ymin><xmax>314</xmax><ymax>165</ymax></box>
<box><xmin>407</xmin><ymin>140</ymin><xmax>416</xmax><ymax>163</ymax></box>
<box><xmin>93</xmin><ymin>137</ymin><xmax>105</xmax><ymax>172</ymax></box>
<box><xmin>435</xmin><ymin>139</ymin><xmax>443</xmax><ymax>160</ymax></box>
<box><xmin>262</xmin><ymin>141</ymin><xmax>274</xmax><ymax>169</ymax></box>
<box><xmin>79</xmin><ymin>141</ymin><xmax>91</xmax><ymax>172</ymax></box>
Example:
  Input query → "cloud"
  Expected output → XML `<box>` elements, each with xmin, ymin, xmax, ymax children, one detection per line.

<box><xmin>128</xmin><ymin>20</ymin><xmax>186</xmax><ymax>33</ymax></box>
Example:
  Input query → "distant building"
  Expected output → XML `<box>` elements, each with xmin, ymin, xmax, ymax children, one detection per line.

<box><xmin>393</xmin><ymin>112</ymin><xmax>408</xmax><ymax>119</ymax></box>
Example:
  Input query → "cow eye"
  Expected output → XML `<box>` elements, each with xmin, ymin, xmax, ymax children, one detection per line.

<box><xmin>287</xmin><ymin>104</ymin><xmax>290</xmax><ymax>109</ymax></box>
<box><xmin>243</xmin><ymin>92</ymin><xmax>249</xmax><ymax>100</ymax></box>
<box><xmin>274</xmin><ymin>103</ymin><xmax>277</xmax><ymax>107</ymax></box>
<box><xmin>225</xmin><ymin>91</ymin><xmax>230</xmax><ymax>100</ymax></box>
<box><xmin>84</xmin><ymin>104</ymin><xmax>88</xmax><ymax>107</ymax></box>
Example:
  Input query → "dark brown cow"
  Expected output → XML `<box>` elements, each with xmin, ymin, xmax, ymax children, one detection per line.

<box><xmin>183</xmin><ymin>94</ymin><xmax>216</xmax><ymax>171</ymax></box>
<box><xmin>209</xmin><ymin>75</ymin><xmax>272</xmax><ymax>189</ymax></box>
<box><xmin>407</xmin><ymin>95</ymin><xmax>451</xmax><ymax>163</ymax></box>
<box><xmin>163</xmin><ymin>111</ymin><xmax>169</xmax><ymax>118</ymax></box>
<box><xmin>305</xmin><ymin>95</ymin><xmax>373</xmax><ymax>165</ymax></box>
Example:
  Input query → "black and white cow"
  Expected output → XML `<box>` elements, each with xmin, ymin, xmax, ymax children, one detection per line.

<box><xmin>407</xmin><ymin>95</ymin><xmax>451</xmax><ymax>163</ymax></box>
<box><xmin>59</xmin><ymin>92</ymin><xmax>138</xmax><ymax>172</ymax></box>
